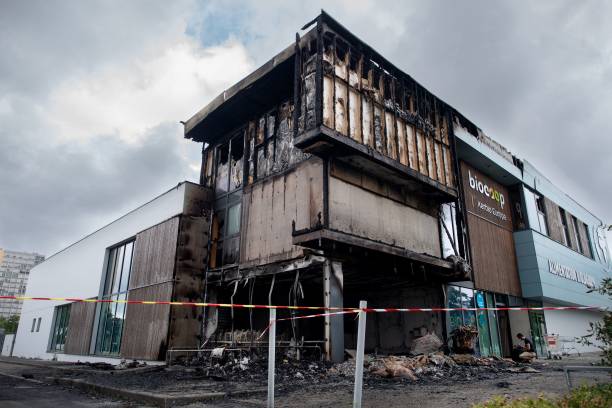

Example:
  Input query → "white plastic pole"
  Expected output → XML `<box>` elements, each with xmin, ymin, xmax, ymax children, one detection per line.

<box><xmin>353</xmin><ymin>300</ymin><xmax>367</xmax><ymax>408</ymax></box>
<box><xmin>267</xmin><ymin>308</ymin><xmax>276</xmax><ymax>408</ymax></box>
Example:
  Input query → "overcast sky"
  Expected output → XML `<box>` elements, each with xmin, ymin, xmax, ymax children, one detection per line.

<box><xmin>1</xmin><ymin>1</ymin><xmax>611</xmax><ymax>256</ymax></box>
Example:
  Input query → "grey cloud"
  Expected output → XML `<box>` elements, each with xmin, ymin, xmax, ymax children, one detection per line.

<box><xmin>0</xmin><ymin>122</ymin><xmax>200</xmax><ymax>255</ymax></box>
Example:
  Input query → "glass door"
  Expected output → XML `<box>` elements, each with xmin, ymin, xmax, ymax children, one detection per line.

<box><xmin>528</xmin><ymin>309</ymin><xmax>548</xmax><ymax>357</ymax></box>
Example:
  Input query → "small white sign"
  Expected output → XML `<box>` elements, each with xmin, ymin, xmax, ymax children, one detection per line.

<box><xmin>548</xmin><ymin>259</ymin><xmax>596</xmax><ymax>289</ymax></box>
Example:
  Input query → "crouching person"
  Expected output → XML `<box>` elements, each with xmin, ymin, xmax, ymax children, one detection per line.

<box><xmin>512</xmin><ymin>333</ymin><xmax>537</xmax><ymax>363</ymax></box>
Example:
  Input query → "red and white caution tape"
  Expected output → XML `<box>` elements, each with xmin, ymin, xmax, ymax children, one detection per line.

<box><xmin>257</xmin><ymin>310</ymin><xmax>359</xmax><ymax>340</ymax></box>
<box><xmin>0</xmin><ymin>295</ymin><xmax>605</xmax><ymax>313</ymax></box>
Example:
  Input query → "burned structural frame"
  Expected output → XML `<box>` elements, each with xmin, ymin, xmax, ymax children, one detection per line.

<box><xmin>184</xmin><ymin>12</ymin><xmax>472</xmax><ymax>362</ymax></box>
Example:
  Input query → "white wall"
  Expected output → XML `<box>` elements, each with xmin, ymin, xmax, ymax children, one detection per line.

<box><xmin>508</xmin><ymin>310</ymin><xmax>532</xmax><ymax>347</ymax></box>
<box><xmin>544</xmin><ymin>304</ymin><xmax>604</xmax><ymax>354</ymax></box>
<box><xmin>1</xmin><ymin>334</ymin><xmax>15</xmax><ymax>356</ymax></box>
<box><xmin>12</xmin><ymin>183</ymin><xmax>189</xmax><ymax>360</ymax></box>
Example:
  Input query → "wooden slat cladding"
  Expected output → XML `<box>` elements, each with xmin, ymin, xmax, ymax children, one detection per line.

<box><xmin>460</xmin><ymin>162</ymin><xmax>521</xmax><ymax>296</ymax></box>
<box><xmin>121</xmin><ymin>283</ymin><xmax>173</xmax><ymax>360</ymax></box>
<box><xmin>468</xmin><ymin>213</ymin><xmax>521</xmax><ymax>296</ymax></box>
<box><xmin>168</xmin><ymin>216</ymin><xmax>208</xmax><ymax>350</ymax></box>
<box><xmin>129</xmin><ymin>217</ymin><xmax>179</xmax><ymax>289</ymax></box>
<box><xmin>240</xmin><ymin>158</ymin><xmax>324</xmax><ymax>266</ymax></box>
<box><xmin>64</xmin><ymin>300</ymin><xmax>96</xmax><ymax>355</ymax></box>
<box><xmin>543</xmin><ymin>198</ymin><xmax>565</xmax><ymax>245</ymax></box>
<box><xmin>315</xmin><ymin>32</ymin><xmax>455</xmax><ymax>191</ymax></box>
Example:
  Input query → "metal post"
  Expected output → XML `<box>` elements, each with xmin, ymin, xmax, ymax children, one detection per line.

<box><xmin>267</xmin><ymin>308</ymin><xmax>276</xmax><ymax>408</ymax></box>
<box><xmin>353</xmin><ymin>300</ymin><xmax>367</xmax><ymax>408</ymax></box>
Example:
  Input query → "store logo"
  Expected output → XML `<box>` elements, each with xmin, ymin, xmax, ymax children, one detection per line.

<box><xmin>468</xmin><ymin>170</ymin><xmax>505</xmax><ymax>209</ymax></box>
<box><xmin>548</xmin><ymin>259</ymin><xmax>596</xmax><ymax>289</ymax></box>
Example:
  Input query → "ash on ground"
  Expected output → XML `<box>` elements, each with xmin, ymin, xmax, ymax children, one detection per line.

<box><xmin>178</xmin><ymin>348</ymin><xmax>542</xmax><ymax>388</ymax></box>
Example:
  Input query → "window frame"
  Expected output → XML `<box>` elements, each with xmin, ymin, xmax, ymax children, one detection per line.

<box><xmin>571</xmin><ymin>215</ymin><xmax>583</xmax><ymax>254</ymax></box>
<box><xmin>210</xmin><ymin>130</ymin><xmax>246</xmax><ymax>269</ymax></box>
<box><xmin>534</xmin><ymin>193</ymin><xmax>548</xmax><ymax>236</ymax></box>
<box><xmin>93</xmin><ymin>239</ymin><xmax>134</xmax><ymax>356</ymax></box>
<box><xmin>559</xmin><ymin>208</ymin><xmax>572</xmax><ymax>247</ymax></box>
<box><xmin>48</xmin><ymin>304</ymin><xmax>71</xmax><ymax>352</ymax></box>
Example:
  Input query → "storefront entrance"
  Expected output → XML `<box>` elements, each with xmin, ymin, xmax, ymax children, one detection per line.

<box><xmin>528</xmin><ymin>307</ymin><xmax>548</xmax><ymax>357</ymax></box>
<box><xmin>447</xmin><ymin>285</ymin><xmax>505</xmax><ymax>357</ymax></box>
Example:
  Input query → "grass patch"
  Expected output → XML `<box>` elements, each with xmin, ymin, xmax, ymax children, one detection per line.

<box><xmin>474</xmin><ymin>384</ymin><xmax>612</xmax><ymax>408</ymax></box>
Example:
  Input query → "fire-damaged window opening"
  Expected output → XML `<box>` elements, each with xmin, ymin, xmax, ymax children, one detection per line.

<box><xmin>211</xmin><ymin>131</ymin><xmax>245</xmax><ymax>269</ymax></box>
<box><xmin>439</xmin><ymin>202</ymin><xmax>459</xmax><ymax>258</ymax></box>
<box><xmin>94</xmin><ymin>240</ymin><xmax>134</xmax><ymax>355</ymax></box>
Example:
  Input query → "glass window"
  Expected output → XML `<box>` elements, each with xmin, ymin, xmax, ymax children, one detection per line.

<box><xmin>475</xmin><ymin>291</ymin><xmax>492</xmax><ymax>357</ymax></box>
<box><xmin>559</xmin><ymin>208</ymin><xmax>571</xmax><ymax>247</ymax></box>
<box><xmin>49</xmin><ymin>304</ymin><xmax>71</xmax><ymax>352</ymax></box>
<box><xmin>534</xmin><ymin>193</ymin><xmax>548</xmax><ymax>236</ymax></box>
<box><xmin>461</xmin><ymin>287</ymin><xmax>476</xmax><ymax>328</ymax></box>
<box><xmin>571</xmin><ymin>216</ymin><xmax>583</xmax><ymax>253</ymax></box>
<box><xmin>36</xmin><ymin>317</ymin><xmax>41</xmax><ymax>332</ymax></box>
<box><xmin>31</xmin><ymin>318</ymin><xmax>36</xmax><ymax>332</ymax></box>
<box><xmin>95</xmin><ymin>240</ymin><xmax>133</xmax><ymax>355</ymax></box>
<box><xmin>226</xmin><ymin>204</ymin><xmax>241</xmax><ymax>237</ymax></box>
<box><xmin>486</xmin><ymin>293</ymin><xmax>502</xmax><ymax>357</ymax></box>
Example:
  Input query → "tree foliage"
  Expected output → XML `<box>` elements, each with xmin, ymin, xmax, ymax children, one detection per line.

<box><xmin>0</xmin><ymin>314</ymin><xmax>19</xmax><ymax>333</ymax></box>
<box><xmin>579</xmin><ymin>277</ymin><xmax>612</xmax><ymax>365</ymax></box>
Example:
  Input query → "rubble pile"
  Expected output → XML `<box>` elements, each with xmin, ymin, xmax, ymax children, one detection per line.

<box><xmin>329</xmin><ymin>352</ymin><xmax>526</xmax><ymax>384</ymax></box>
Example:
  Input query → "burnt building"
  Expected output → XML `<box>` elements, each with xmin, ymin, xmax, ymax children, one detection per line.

<box><xmin>13</xmin><ymin>12</ymin><xmax>610</xmax><ymax>363</ymax></box>
<box><xmin>184</xmin><ymin>12</ymin><xmax>470</xmax><ymax>362</ymax></box>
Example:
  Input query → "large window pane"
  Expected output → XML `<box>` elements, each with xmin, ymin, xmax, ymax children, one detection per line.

<box><xmin>111</xmin><ymin>245</ymin><xmax>125</xmax><ymax>294</ymax></box>
<box><xmin>475</xmin><ymin>291</ymin><xmax>492</xmax><ymax>357</ymax></box>
<box><xmin>486</xmin><ymin>293</ymin><xmax>502</xmax><ymax>357</ymax></box>
<box><xmin>119</xmin><ymin>242</ymin><xmax>133</xmax><ymax>293</ymax></box>
<box><xmin>226</xmin><ymin>204</ymin><xmax>241</xmax><ymax>236</ymax></box>
<box><xmin>49</xmin><ymin>304</ymin><xmax>71</xmax><ymax>352</ymax></box>
<box><xmin>95</xmin><ymin>240</ymin><xmax>134</xmax><ymax>355</ymax></box>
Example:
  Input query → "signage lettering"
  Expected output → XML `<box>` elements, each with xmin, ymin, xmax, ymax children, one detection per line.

<box><xmin>548</xmin><ymin>259</ymin><xmax>596</xmax><ymax>289</ymax></box>
<box><xmin>469</xmin><ymin>170</ymin><xmax>505</xmax><ymax>208</ymax></box>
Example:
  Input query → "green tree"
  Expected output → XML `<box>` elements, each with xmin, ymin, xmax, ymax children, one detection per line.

<box><xmin>579</xmin><ymin>277</ymin><xmax>612</xmax><ymax>365</ymax></box>
<box><xmin>0</xmin><ymin>314</ymin><xmax>20</xmax><ymax>333</ymax></box>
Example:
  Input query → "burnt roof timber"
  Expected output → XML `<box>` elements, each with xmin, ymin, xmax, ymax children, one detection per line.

<box><xmin>184</xmin><ymin>10</ymin><xmax>482</xmax><ymax>144</ymax></box>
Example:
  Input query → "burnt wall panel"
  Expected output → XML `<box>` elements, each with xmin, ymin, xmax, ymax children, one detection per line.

<box><xmin>311</xmin><ymin>30</ymin><xmax>456</xmax><ymax>191</ymax></box>
<box><xmin>240</xmin><ymin>158</ymin><xmax>324</xmax><ymax>266</ymax></box>
<box><xmin>121</xmin><ymin>283</ymin><xmax>173</xmax><ymax>360</ymax></box>
<box><xmin>543</xmin><ymin>198</ymin><xmax>565</xmax><ymax>245</ymax></box>
<box><xmin>167</xmin><ymin>216</ymin><xmax>209</xmax><ymax>350</ymax></box>
<box><xmin>64</xmin><ymin>301</ymin><xmax>96</xmax><ymax>355</ymax></box>
<box><xmin>328</xmin><ymin>176</ymin><xmax>441</xmax><ymax>257</ymax></box>
<box><xmin>129</xmin><ymin>217</ymin><xmax>180</xmax><ymax>289</ymax></box>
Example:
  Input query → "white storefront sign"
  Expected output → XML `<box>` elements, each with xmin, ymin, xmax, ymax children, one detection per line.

<box><xmin>548</xmin><ymin>259</ymin><xmax>596</xmax><ymax>289</ymax></box>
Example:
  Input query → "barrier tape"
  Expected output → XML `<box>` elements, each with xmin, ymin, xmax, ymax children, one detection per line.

<box><xmin>257</xmin><ymin>310</ymin><xmax>359</xmax><ymax>340</ymax></box>
<box><xmin>0</xmin><ymin>295</ymin><xmax>605</xmax><ymax>313</ymax></box>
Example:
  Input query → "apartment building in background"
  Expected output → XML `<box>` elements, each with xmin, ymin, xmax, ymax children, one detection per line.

<box><xmin>0</xmin><ymin>249</ymin><xmax>45</xmax><ymax>319</ymax></box>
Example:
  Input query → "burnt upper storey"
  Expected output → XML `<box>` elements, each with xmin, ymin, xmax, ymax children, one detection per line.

<box><xmin>184</xmin><ymin>12</ymin><xmax>473</xmax><ymax>202</ymax></box>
